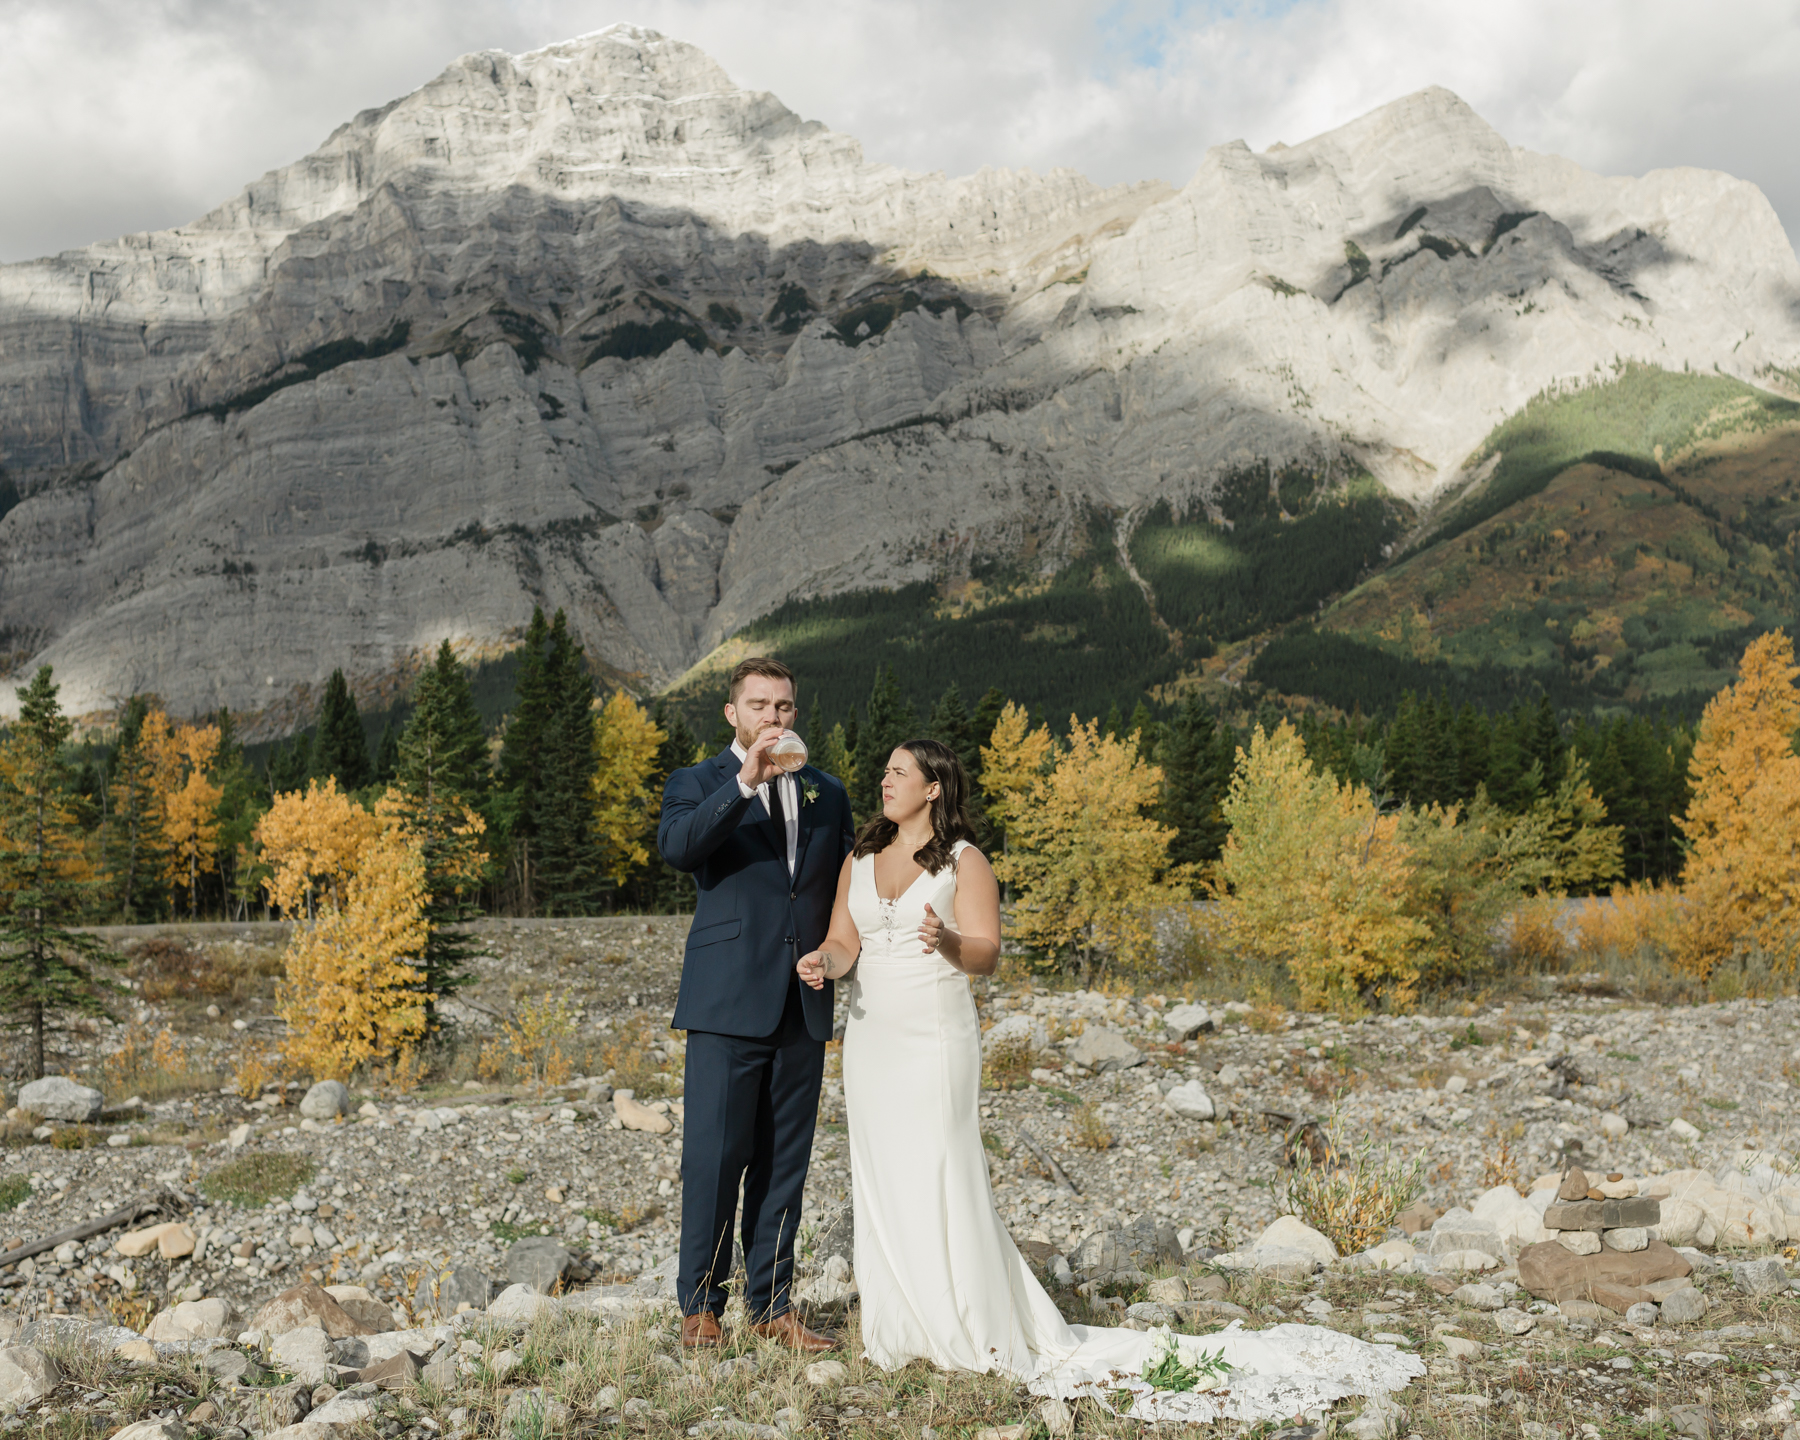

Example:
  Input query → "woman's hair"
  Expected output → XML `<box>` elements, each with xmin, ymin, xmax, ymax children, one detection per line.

<box><xmin>852</xmin><ymin>737</ymin><xmax>979</xmax><ymax>873</ymax></box>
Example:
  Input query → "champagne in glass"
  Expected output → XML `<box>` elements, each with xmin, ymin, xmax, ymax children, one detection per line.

<box><xmin>771</xmin><ymin>731</ymin><xmax>809</xmax><ymax>772</ymax></box>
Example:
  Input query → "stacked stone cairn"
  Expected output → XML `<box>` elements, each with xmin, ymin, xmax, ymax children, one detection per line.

<box><xmin>1517</xmin><ymin>1165</ymin><xmax>1692</xmax><ymax>1315</ymax></box>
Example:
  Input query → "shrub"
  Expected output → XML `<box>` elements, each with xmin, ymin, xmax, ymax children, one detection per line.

<box><xmin>0</xmin><ymin>1175</ymin><xmax>27</xmax><ymax>1210</ymax></box>
<box><xmin>1278</xmin><ymin>1122</ymin><xmax>1426</xmax><ymax>1257</ymax></box>
<box><xmin>599</xmin><ymin>1014</ymin><xmax>675</xmax><ymax>1099</ymax></box>
<box><xmin>1069</xmin><ymin>1104</ymin><xmax>1114</xmax><ymax>1152</ymax></box>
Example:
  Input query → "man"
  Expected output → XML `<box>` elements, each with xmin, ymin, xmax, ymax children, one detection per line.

<box><xmin>658</xmin><ymin>657</ymin><xmax>854</xmax><ymax>1351</ymax></box>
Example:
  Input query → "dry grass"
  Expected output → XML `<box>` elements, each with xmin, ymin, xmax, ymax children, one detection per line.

<box><xmin>1069</xmin><ymin>1103</ymin><xmax>1115</xmax><ymax>1152</ymax></box>
<box><xmin>479</xmin><ymin>993</ymin><xmax>582</xmax><ymax>1089</ymax></box>
<box><xmin>1480</xmin><ymin>1120</ymin><xmax>1524</xmax><ymax>1192</ymax></box>
<box><xmin>981</xmin><ymin>1032</ymin><xmax>1035</xmax><ymax>1089</ymax></box>
<box><xmin>596</xmin><ymin>1014</ymin><xmax>680</xmax><ymax>1099</ymax></box>
<box><xmin>99</xmin><ymin>1024</ymin><xmax>218</xmax><ymax>1102</ymax></box>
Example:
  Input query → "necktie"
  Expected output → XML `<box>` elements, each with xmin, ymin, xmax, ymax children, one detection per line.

<box><xmin>768</xmin><ymin>775</ymin><xmax>786</xmax><ymax>829</ymax></box>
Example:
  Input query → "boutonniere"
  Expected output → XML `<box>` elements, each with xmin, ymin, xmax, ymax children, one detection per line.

<box><xmin>803</xmin><ymin>781</ymin><xmax>821</xmax><ymax>806</ymax></box>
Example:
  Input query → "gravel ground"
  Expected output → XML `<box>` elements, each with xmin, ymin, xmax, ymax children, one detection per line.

<box><xmin>0</xmin><ymin>919</ymin><xmax>1793</xmax><ymax>1437</ymax></box>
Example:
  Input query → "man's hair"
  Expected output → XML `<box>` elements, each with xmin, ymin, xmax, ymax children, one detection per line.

<box><xmin>726</xmin><ymin>657</ymin><xmax>796</xmax><ymax>704</ymax></box>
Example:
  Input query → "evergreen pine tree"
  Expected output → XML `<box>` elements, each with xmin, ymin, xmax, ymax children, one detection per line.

<box><xmin>1161</xmin><ymin>694</ymin><xmax>1236</xmax><ymax>867</ymax></box>
<box><xmin>498</xmin><ymin>608</ymin><xmax>553</xmax><ymax>911</ymax></box>
<box><xmin>1127</xmin><ymin>699</ymin><xmax>1159</xmax><ymax>760</ymax></box>
<box><xmin>393</xmin><ymin>643</ymin><xmax>495</xmax><ymax>1008</ymax></box>
<box><xmin>969</xmin><ymin>687</ymin><xmax>1009</xmax><ymax>792</ymax></box>
<box><xmin>372</xmin><ymin>719</ymin><xmax>401</xmax><ymax>785</ymax></box>
<box><xmin>267</xmin><ymin>735</ymin><xmax>311</xmax><ymax>799</ymax></box>
<box><xmin>0</xmin><ymin>668</ymin><xmax>122</xmax><ymax>1078</ymax></box>
<box><xmin>1102</xmin><ymin>700</ymin><xmax>1125</xmax><ymax>740</ymax></box>
<box><xmin>853</xmin><ymin>664</ymin><xmax>918</xmax><ymax>820</ymax></box>
<box><xmin>311</xmin><ymin>670</ymin><xmax>372</xmax><ymax>790</ymax></box>
<box><xmin>639</xmin><ymin>702</ymin><xmax>700</xmax><ymax>912</ymax></box>
<box><xmin>104</xmin><ymin>696</ymin><xmax>165</xmax><ymax>922</ymax></box>
<box><xmin>209</xmin><ymin>709</ymin><xmax>265</xmax><ymax>922</ymax></box>
<box><xmin>927</xmin><ymin>682</ymin><xmax>979</xmax><ymax>778</ymax></box>
<box><xmin>533</xmin><ymin>612</ymin><xmax>605</xmax><ymax>915</ymax></box>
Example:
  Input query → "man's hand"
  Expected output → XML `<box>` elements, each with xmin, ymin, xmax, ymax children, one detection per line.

<box><xmin>738</xmin><ymin>727</ymin><xmax>786</xmax><ymax>789</ymax></box>
<box><xmin>796</xmin><ymin>948</ymin><xmax>830</xmax><ymax>990</ymax></box>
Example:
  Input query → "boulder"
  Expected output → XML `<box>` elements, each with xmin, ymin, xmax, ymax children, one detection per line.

<box><xmin>1162</xmin><ymin>1080</ymin><xmax>1215</xmax><ymax>1121</ymax></box>
<box><xmin>1065</xmin><ymin>1028</ymin><xmax>1143</xmax><ymax>1073</ymax></box>
<box><xmin>270</xmin><ymin>1326</ymin><xmax>335</xmax><ymax>1385</ymax></box>
<box><xmin>1436</xmin><ymin>1249</ymin><xmax>1501</xmax><ymax>1272</ymax></box>
<box><xmin>355</xmin><ymin>1349</ymin><xmax>424</xmax><ymax>1390</ymax></box>
<box><xmin>1732</xmin><ymin>1257</ymin><xmax>1791</xmax><ymax>1295</ymax></box>
<box><xmin>145</xmin><ymin>1297</ymin><xmax>237</xmax><ymax>1341</ymax></box>
<box><xmin>116</xmin><ymin>1222</ymin><xmax>184</xmax><ymax>1258</ymax></box>
<box><xmin>309</xmin><ymin>1392</ymin><xmax>379</xmax><ymax>1425</ymax></box>
<box><xmin>1252</xmin><ymin>1216</ymin><xmax>1338</xmax><ymax>1266</ymax></box>
<box><xmin>805</xmin><ymin>1359</ymin><xmax>849</xmax><ymax>1386</ymax></box>
<box><xmin>1470</xmin><ymin>1186</ymin><xmax>1551</xmax><ymax>1249</ymax></box>
<box><xmin>250</xmin><ymin>1280</ymin><xmax>370</xmax><ymax>1339</ymax></box>
<box><xmin>323</xmin><ymin>1285</ymin><xmax>396</xmax><ymax>1333</ymax></box>
<box><xmin>0</xmin><ymin>1347</ymin><xmax>59</xmax><ymax>1404</ymax></box>
<box><xmin>1657</xmin><ymin>1198</ymin><xmax>1713</xmax><ymax>1249</ymax></box>
<box><xmin>1543</xmin><ymin>1197</ymin><xmax>1660</xmax><ymax>1231</ymax></box>
<box><xmin>1425</xmin><ymin>1208</ymin><xmax>1505</xmax><ymax>1258</ymax></box>
<box><xmin>811</xmin><ymin>1201</ymin><xmax>853</xmax><ymax>1272</ymax></box>
<box><xmin>1161</xmin><ymin>1004</ymin><xmax>1216</xmax><ymax>1041</ymax></box>
<box><xmin>506</xmin><ymin>1236</ymin><xmax>573</xmax><ymax>1293</ymax></box>
<box><xmin>1359</xmin><ymin>1240</ymin><xmax>1416</xmax><ymax>1271</ymax></box>
<box><xmin>412</xmin><ymin>1264</ymin><xmax>494</xmax><ymax>1317</ymax></box>
<box><xmin>158</xmin><ymin>1225</ymin><xmax>197</xmax><ymax>1259</ymax></box>
<box><xmin>613</xmin><ymin>1091</ymin><xmax>673</xmax><ymax>1134</ymax></box>
<box><xmin>487</xmin><ymin>1283</ymin><xmax>559</xmax><ymax>1322</ymax></box>
<box><xmin>1070</xmin><ymin>1216</ymin><xmax>1180</xmax><ymax>1274</ymax></box>
<box><xmin>1517</xmin><ymin>1238</ymin><xmax>1692</xmax><ymax>1306</ymax></box>
<box><xmin>983</xmin><ymin>1014</ymin><xmax>1048</xmax><ymax>1056</ymax></box>
<box><xmin>299</xmin><ymin>1081</ymin><xmax>350</xmax><ymax>1120</ymax></box>
<box><xmin>18</xmin><ymin>1077</ymin><xmax>102</xmax><ymax>1123</ymax></box>
<box><xmin>1660</xmin><ymin>1286</ymin><xmax>1709</xmax><ymax>1325</ymax></box>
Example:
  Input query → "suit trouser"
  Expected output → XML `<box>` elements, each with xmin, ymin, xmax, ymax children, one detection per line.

<box><xmin>679</xmin><ymin>981</ymin><xmax>824</xmax><ymax>1320</ymax></box>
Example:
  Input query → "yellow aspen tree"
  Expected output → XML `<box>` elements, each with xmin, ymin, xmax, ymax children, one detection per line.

<box><xmin>1214</xmin><ymin>722</ymin><xmax>1428</xmax><ymax>1013</ymax></box>
<box><xmin>590</xmin><ymin>690</ymin><xmax>667</xmax><ymax>887</ymax></box>
<box><xmin>991</xmin><ymin>717</ymin><xmax>1187</xmax><ymax>984</ymax></box>
<box><xmin>1673</xmin><ymin>630</ymin><xmax>1800</xmax><ymax>975</ymax></box>
<box><xmin>275</xmin><ymin>820</ymin><xmax>430</xmax><ymax>1079</ymax></box>
<box><xmin>978</xmin><ymin>701</ymin><xmax>1054</xmax><ymax>832</ymax></box>
<box><xmin>254</xmin><ymin>778</ymin><xmax>377</xmax><ymax>918</ymax></box>
<box><xmin>151</xmin><ymin>721</ymin><xmax>223</xmax><ymax>919</ymax></box>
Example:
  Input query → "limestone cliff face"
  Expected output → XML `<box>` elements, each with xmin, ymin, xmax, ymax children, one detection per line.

<box><xmin>1</xmin><ymin>27</ymin><xmax>1796</xmax><ymax>721</ymax></box>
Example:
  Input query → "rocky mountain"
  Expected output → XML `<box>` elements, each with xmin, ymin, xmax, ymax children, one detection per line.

<box><xmin>2</xmin><ymin>24</ymin><xmax>1797</xmax><ymax>724</ymax></box>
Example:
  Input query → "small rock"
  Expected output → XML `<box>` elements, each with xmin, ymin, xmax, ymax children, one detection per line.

<box><xmin>805</xmin><ymin>1359</ymin><xmax>848</xmax><ymax>1386</ymax></box>
<box><xmin>1065</xmin><ymin>1027</ymin><xmax>1143</xmax><ymax>1073</ymax></box>
<box><xmin>1555</xmin><ymin>1230</ymin><xmax>1602</xmax><ymax>1256</ymax></box>
<box><xmin>323</xmin><ymin>1285</ymin><xmax>395</xmax><ymax>1333</ymax></box>
<box><xmin>486</xmin><ymin>1283</ymin><xmax>559</xmax><ymax>1322</ymax></box>
<box><xmin>1162</xmin><ymin>1003</ymin><xmax>1215</xmax><ymax>1041</ymax></box>
<box><xmin>18</xmin><ymin>1076</ymin><xmax>102</xmax><ymax>1123</ymax></box>
<box><xmin>116</xmin><ymin>1339</ymin><xmax>158</xmax><ymax>1365</ymax></box>
<box><xmin>146</xmin><ymin>1297</ymin><xmax>238</xmax><ymax>1341</ymax></box>
<box><xmin>984</xmin><ymin>1014</ymin><xmax>1049</xmax><ymax>1056</ymax></box>
<box><xmin>1439</xmin><ymin>1334</ymin><xmax>1484</xmax><ymax>1359</ymax></box>
<box><xmin>227</xmin><ymin>1123</ymin><xmax>251</xmax><ymax>1148</ymax></box>
<box><xmin>251</xmin><ymin>1281</ymin><xmax>369</xmax><ymax>1339</ymax></box>
<box><xmin>1599</xmin><ymin>1113</ymin><xmax>1629</xmax><ymax>1138</ymax></box>
<box><xmin>271</xmin><ymin>1326</ymin><xmax>335</xmax><ymax>1385</ymax></box>
<box><xmin>116</xmin><ymin>1221</ymin><xmax>184</xmax><ymax>1258</ymax></box>
<box><xmin>287</xmin><ymin>1224</ymin><xmax>315</xmax><ymax>1249</ymax></box>
<box><xmin>1492</xmin><ymin>1308</ymin><xmax>1535</xmax><ymax>1335</ymax></box>
<box><xmin>1660</xmin><ymin>1287</ymin><xmax>1709</xmax><ymax>1325</ymax></box>
<box><xmin>356</xmin><ymin>1349</ymin><xmax>423</xmax><ymax>1390</ymax></box>
<box><xmin>1252</xmin><ymin>1216</ymin><xmax>1337</xmax><ymax>1266</ymax></box>
<box><xmin>1163</xmin><ymin>1079</ymin><xmax>1215</xmax><ymax>1121</ymax></box>
<box><xmin>1145</xmin><ymin>1277</ymin><xmax>1187</xmax><ymax>1304</ymax></box>
<box><xmin>613</xmin><ymin>1091</ymin><xmax>673</xmax><ymax>1134</ymax></box>
<box><xmin>1360</xmin><ymin>1240</ymin><xmax>1416</xmax><ymax>1271</ymax></box>
<box><xmin>1669</xmin><ymin>1118</ymin><xmax>1701</xmax><ymax>1142</ymax></box>
<box><xmin>299</xmin><ymin>1080</ymin><xmax>350</xmax><ymax>1120</ymax></box>
<box><xmin>1345</xmin><ymin>1393</ymin><xmax>1404</xmax><ymax>1440</ymax></box>
<box><xmin>109</xmin><ymin>1422</ymin><xmax>184</xmax><ymax>1440</ymax></box>
<box><xmin>1734</xmin><ymin>1257</ymin><xmax>1791</xmax><ymax>1295</ymax></box>
<box><xmin>309</xmin><ymin>1393</ymin><xmax>378</xmax><ymax>1426</ymax></box>
<box><xmin>1625</xmin><ymin>1301</ymin><xmax>1659</xmax><ymax>1326</ymax></box>
<box><xmin>413</xmin><ymin>1264</ymin><xmax>493</xmax><ymax>1317</ymax></box>
<box><xmin>1604</xmin><ymin>1227</ymin><xmax>1649</xmax><ymax>1253</ymax></box>
<box><xmin>1451</xmin><ymin>1283</ymin><xmax>1502</xmax><ymax>1310</ymax></box>
<box><xmin>1039</xmin><ymin>1397</ymin><xmax>1074</xmax><ymax>1436</ymax></box>
<box><xmin>0</xmin><ymin>1346</ymin><xmax>60</xmax><ymax>1404</ymax></box>
<box><xmin>1443</xmin><ymin>1074</ymin><xmax>1468</xmax><ymax>1095</ymax></box>
<box><xmin>1557</xmin><ymin>1167</ymin><xmax>1591</xmax><ymax>1202</ymax></box>
<box><xmin>1667</xmin><ymin>1403</ymin><xmax>1715</xmax><ymax>1440</ymax></box>
<box><xmin>506</xmin><ymin>1236</ymin><xmax>573</xmax><ymax>1293</ymax></box>
<box><xmin>1436</xmin><ymin>1249</ymin><xmax>1500</xmax><ymax>1272</ymax></box>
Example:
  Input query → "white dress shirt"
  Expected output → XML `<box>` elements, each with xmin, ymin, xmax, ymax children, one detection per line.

<box><xmin>730</xmin><ymin>739</ymin><xmax>799</xmax><ymax>875</ymax></box>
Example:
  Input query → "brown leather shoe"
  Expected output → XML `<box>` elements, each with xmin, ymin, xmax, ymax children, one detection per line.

<box><xmin>748</xmin><ymin>1312</ymin><xmax>835</xmax><ymax>1352</ymax></box>
<box><xmin>681</xmin><ymin>1312</ymin><xmax>724</xmax><ymax>1349</ymax></box>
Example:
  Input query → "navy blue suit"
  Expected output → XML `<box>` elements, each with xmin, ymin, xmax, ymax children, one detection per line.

<box><xmin>658</xmin><ymin>749</ymin><xmax>855</xmax><ymax>1321</ymax></box>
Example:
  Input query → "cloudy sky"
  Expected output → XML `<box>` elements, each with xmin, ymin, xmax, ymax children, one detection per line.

<box><xmin>4</xmin><ymin>0</ymin><xmax>1796</xmax><ymax>263</ymax></box>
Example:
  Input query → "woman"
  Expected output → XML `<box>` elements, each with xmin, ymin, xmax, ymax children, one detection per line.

<box><xmin>797</xmin><ymin>739</ymin><xmax>1423</xmax><ymax>1424</ymax></box>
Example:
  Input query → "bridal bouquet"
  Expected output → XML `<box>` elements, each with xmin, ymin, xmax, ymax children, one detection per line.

<box><xmin>1140</xmin><ymin>1325</ymin><xmax>1232</xmax><ymax>1393</ymax></box>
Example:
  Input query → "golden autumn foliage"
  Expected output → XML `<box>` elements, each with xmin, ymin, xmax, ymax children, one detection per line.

<box><xmin>255</xmin><ymin>778</ymin><xmax>377</xmax><ymax>917</ymax></box>
<box><xmin>1672</xmin><ymin>629</ymin><xmax>1800</xmax><ymax>975</ymax></box>
<box><xmin>1215</xmin><ymin>722</ymin><xmax>1428</xmax><ymax>1013</ymax></box>
<box><xmin>142</xmin><ymin>710</ymin><xmax>225</xmax><ymax>915</ymax></box>
<box><xmin>275</xmin><ymin>816</ymin><xmax>430</xmax><ymax>1080</ymax></box>
<box><xmin>978</xmin><ymin>702</ymin><xmax>1054</xmax><ymax>834</ymax></box>
<box><xmin>989</xmin><ymin>715</ymin><xmax>1188</xmax><ymax>982</ymax></box>
<box><xmin>591</xmin><ymin>691</ymin><xmax>666</xmax><ymax>887</ymax></box>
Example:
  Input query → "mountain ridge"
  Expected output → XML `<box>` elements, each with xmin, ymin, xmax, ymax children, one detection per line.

<box><xmin>1</xmin><ymin>26</ymin><xmax>1797</xmax><ymax>726</ymax></box>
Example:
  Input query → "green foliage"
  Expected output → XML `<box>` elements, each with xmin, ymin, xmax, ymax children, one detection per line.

<box><xmin>310</xmin><ymin>670</ymin><xmax>372</xmax><ymax>792</ymax></box>
<box><xmin>200</xmin><ymin>1152</ymin><xmax>317</xmax><ymax>1208</ymax></box>
<box><xmin>0</xmin><ymin>1175</ymin><xmax>27</xmax><ymax>1211</ymax></box>
<box><xmin>926</xmin><ymin>682</ymin><xmax>979</xmax><ymax>779</ymax></box>
<box><xmin>625</xmin><ymin>702</ymin><xmax>699</xmax><ymax>914</ymax></box>
<box><xmin>0</xmin><ymin>667</ymin><xmax>124</xmax><ymax>1077</ymax></box>
<box><xmin>1129</xmin><ymin>479</ymin><xmax>1403</xmax><ymax>645</ymax></box>
<box><xmin>767</xmin><ymin>285</ymin><xmax>815</xmax><ymax>334</ymax></box>
<box><xmin>1159</xmin><ymin>694</ymin><xmax>1237</xmax><ymax>868</ymax></box>
<box><xmin>853</xmin><ymin>664</ymin><xmax>919</xmax><ymax>821</ymax></box>
<box><xmin>1429</xmin><ymin>363</ymin><xmax>1800</xmax><ymax>549</ymax></box>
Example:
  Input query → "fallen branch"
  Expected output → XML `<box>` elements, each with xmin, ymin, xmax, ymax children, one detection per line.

<box><xmin>2</xmin><ymin>1187</ymin><xmax>189</xmax><ymax>1268</ymax></box>
<box><xmin>1015</xmin><ymin>1125</ymin><xmax>1081</xmax><ymax>1196</ymax></box>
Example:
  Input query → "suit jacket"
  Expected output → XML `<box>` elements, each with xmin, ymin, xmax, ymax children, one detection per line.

<box><xmin>658</xmin><ymin>749</ymin><xmax>855</xmax><ymax>1041</ymax></box>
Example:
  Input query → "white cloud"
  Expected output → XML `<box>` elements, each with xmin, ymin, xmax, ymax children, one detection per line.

<box><xmin>2</xmin><ymin>0</ymin><xmax>1795</xmax><ymax>262</ymax></box>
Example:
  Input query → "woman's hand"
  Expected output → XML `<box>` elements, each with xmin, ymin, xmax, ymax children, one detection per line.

<box><xmin>796</xmin><ymin>949</ymin><xmax>830</xmax><ymax>990</ymax></box>
<box><xmin>919</xmin><ymin>902</ymin><xmax>956</xmax><ymax>956</ymax></box>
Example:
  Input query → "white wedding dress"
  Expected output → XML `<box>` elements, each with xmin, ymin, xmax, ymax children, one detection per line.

<box><xmin>839</xmin><ymin>843</ymin><xmax>1424</xmax><ymax>1424</ymax></box>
